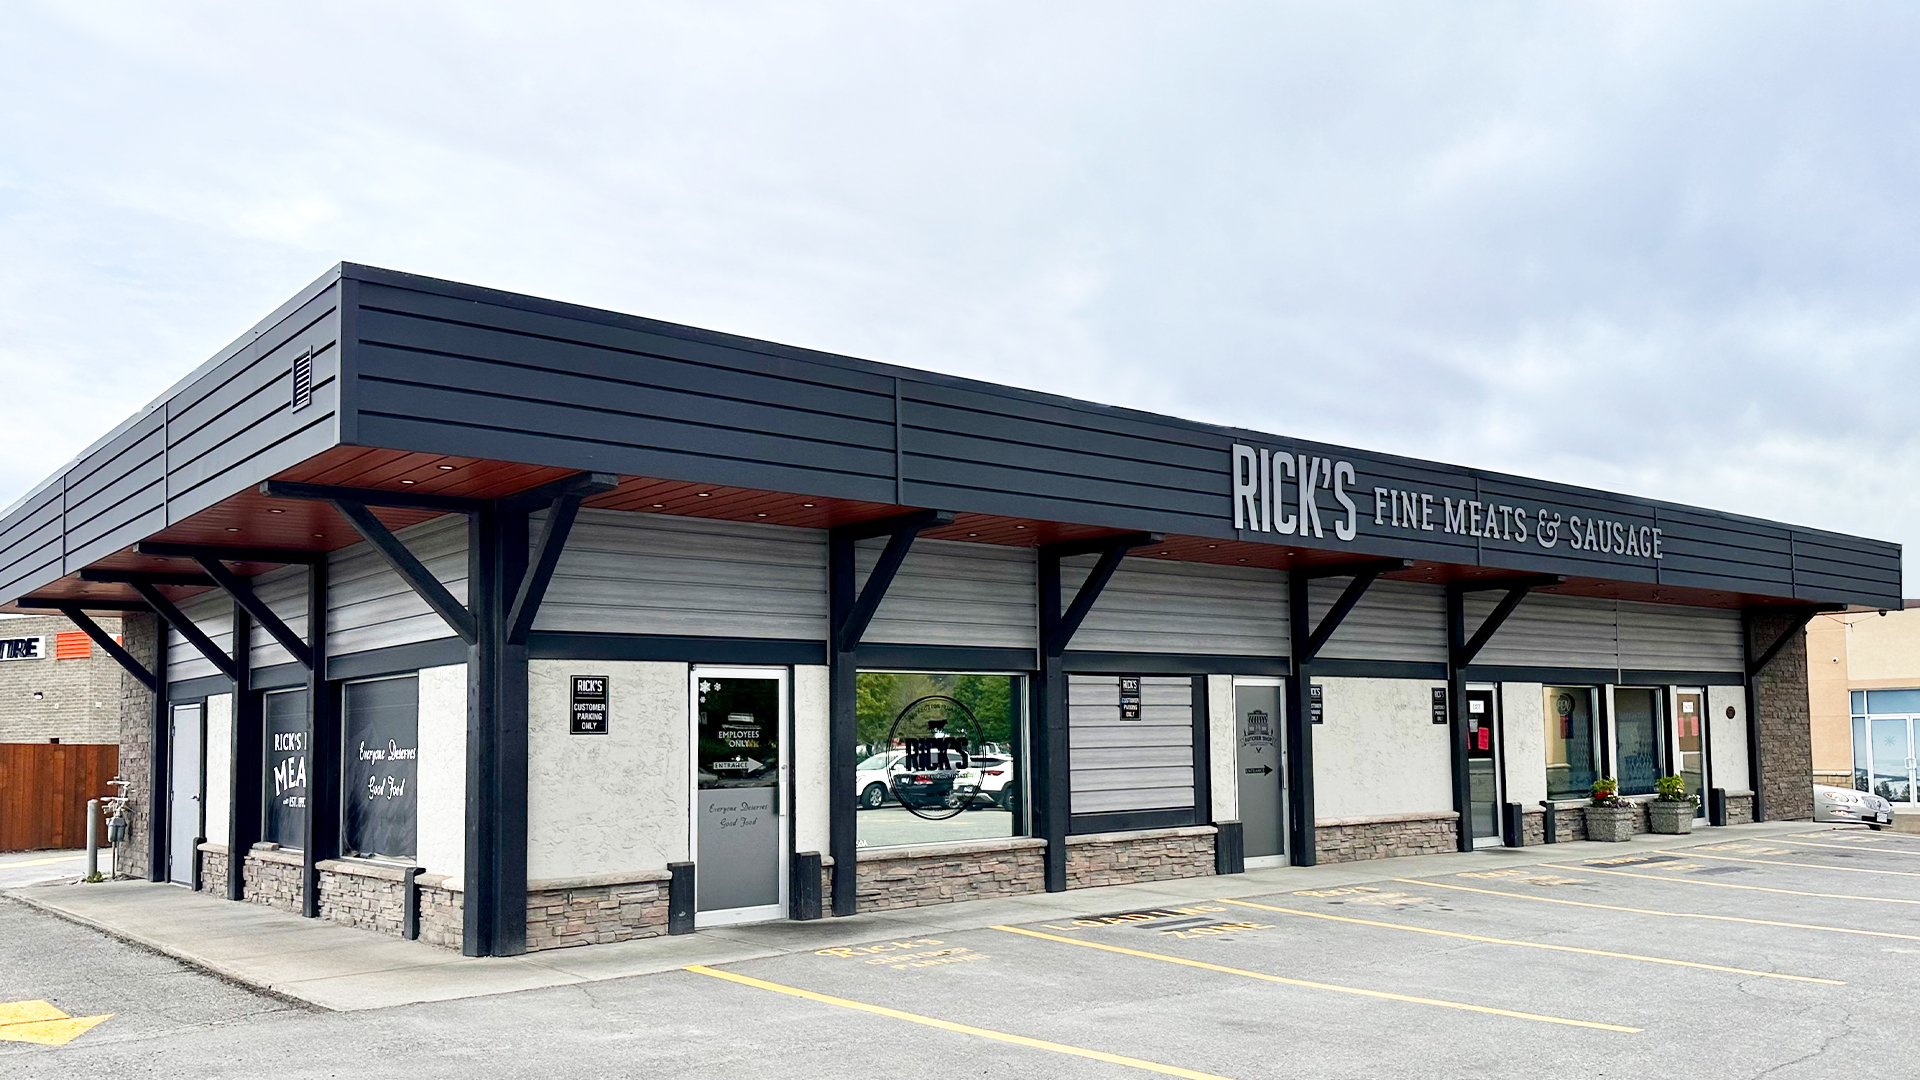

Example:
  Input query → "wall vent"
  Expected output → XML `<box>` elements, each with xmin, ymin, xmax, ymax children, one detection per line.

<box><xmin>291</xmin><ymin>348</ymin><xmax>313</xmax><ymax>412</ymax></box>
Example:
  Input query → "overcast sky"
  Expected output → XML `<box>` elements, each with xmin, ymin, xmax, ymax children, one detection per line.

<box><xmin>3</xmin><ymin>3</ymin><xmax>1914</xmax><ymax>590</ymax></box>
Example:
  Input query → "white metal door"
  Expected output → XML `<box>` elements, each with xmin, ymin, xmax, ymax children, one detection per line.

<box><xmin>168</xmin><ymin>703</ymin><xmax>205</xmax><ymax>886</ymax></box>
<box><xmin>690</xmin><ymin>667</ymin><xmax>789</xmax><ymax>926</ymax></box>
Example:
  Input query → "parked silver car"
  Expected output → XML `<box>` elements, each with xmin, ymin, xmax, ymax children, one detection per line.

<box><xmin>1814</xmin><ymin>784</ymin><xmax>1894</xmax><ymax>829</ymax></box>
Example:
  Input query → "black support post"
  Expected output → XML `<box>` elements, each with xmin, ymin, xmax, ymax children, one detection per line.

<box><xmin>464</xmin><ymin>504</ymin><xmax>527</xmax><ymax>956</ymax></box>
<box><xmin>228</xmin><ymin>601</ymin><xmax>261</xmax><ymax>901</ymax></box>
<box><xmin>303</xmin><ymin>558</ymin><xmax>337</xmax><ymax>919</ymax></box>
<box><xmin>1446</xmin><ymin>576</ymin><xmax>1557</xmax><ymax>854</ymax></box>
<box><xmin>147</xmin><ymin>621</ymin><xmax>169</xmax><ymax>883</ymax></box>
<box><xmin>1285</xmin><ymin>570</ymin><xmax>1315</xmax><ymax>866</ymax></box>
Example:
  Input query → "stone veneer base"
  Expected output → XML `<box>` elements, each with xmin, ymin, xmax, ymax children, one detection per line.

<box><xmin>1315</xmin><ymin>813</ymin><xmax>1459</xmax><ymax>863</ymax></box>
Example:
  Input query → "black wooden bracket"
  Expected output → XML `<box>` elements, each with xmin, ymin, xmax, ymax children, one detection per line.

<box><xmin>122</xmin><ymin>579</ymin><xmax>238</xmax><ymax>681</ymax></box>
<box><xmin>46</xmin><ymin>602</ymin><xmax>156</xmax><ymax>691</ymax></box>
<box><xmin>1040</xmin><ymin>533</ymin><xmax>1161</xmax><ymax>655</ymax></box>
<box><xmin>504</xmin><ymin>473</ymin><xmax>618</xmax><ymax>645</ymax></box>
<box><xmin>829</xmin><ymin>510</ymin><xmax>955</xmax><ymax>652</ymax></box>
<box><xmin>1746</xmin><ymin>604</ymin><xmax>1843</xmax><ymax>676</ymax></box>
<box><xmin>259</xmin><ymin>479</ymin><xmax>487</xmax><ymax>515</ymax></box>
<box><xmin>192</xmin><ymin>556</ymin><xmax>313</xmax><ymax>670</ymax></box>
<box><xmin>1449</xmin><ymin>575</ymin><xmax>1562</xmax><ymax>668</ymax></box>
<box><xmin>331</xmin><ymin>500</ymin><xmax>477</xmax><ymax>644</ymax></box>
<box><xmin>1295</xmin><ymin>559</ymin><xmax>1411</xmax><ymax>662</ymax></box>
<box><xmin>136</xmin><ymin>541</ymin><xmax>325</xmax><ymax>565</ymax></box>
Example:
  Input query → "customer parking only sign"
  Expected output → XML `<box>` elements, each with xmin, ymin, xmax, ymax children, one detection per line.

<box><xmin>570</xmin><ymin>675</ymin><xmax>609</xmax><ymax>735</ymax></box>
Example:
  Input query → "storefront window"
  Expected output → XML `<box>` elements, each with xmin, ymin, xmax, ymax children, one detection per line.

<box><xmin>1543</xmin><ymin>686</ymin><xmax>1598</xmax><ymax>801</ymax></box>
<box><xmin>263</xmin><ymin>688</ymin><xmax>309</xmax><ymax>848</ymax></box>
<box><xmin>1613</xmin><ymin>688</ymin><xmax>1663</xmax><ymax>796</ymax></box>
<box><xmin>342</xmin><ymin>676</ymin><xmax>419</xmax><ymax>860</ymax></box>
<box><xmin>853</xmin><ymin>672</ymin><xmax>1024</xmax><ymax>850</ymax></box>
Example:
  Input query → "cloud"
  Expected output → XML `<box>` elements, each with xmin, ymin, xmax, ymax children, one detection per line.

<box><xmin>0</xmin><ymin>0</ymin><xmax>1913</xmax><ymax>587</ymax></box>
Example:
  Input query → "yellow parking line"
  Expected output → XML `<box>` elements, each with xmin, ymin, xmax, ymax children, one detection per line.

<box><xmin>991</xmin><ymin>925</ymin><xmax>1638</xmax><ymax>1033</ymax></box>
<box><xmin>685</xmin><ymin>966</ymin><xmax>1237</xmax><ymax>1080</ymax></box>
<box><xmin>1775</xmin><ymin>839</ymin><xmax>1920</xmax><ymax>857</ymax></box>
<box><xmin>0</xmin><ymin>854</ymin><xmax>84</xmax><ymax>869</ymax></box>
<box><xmin>1216</xmin><ymin>898</ymin><xmax>1841</xmax><ymax>985</ymax></box>
<box><xmin>1542</xmin><ymin>863</ymin><xmax>1920</xmax><ymax>905</ymax></box>
<box><xmin>1400</xmin><ymin>878</ymin><xmax>1920</xmax><ymax>942</ymax></box>
<box><xmin>1678</xmin><ymin>851</ymin><xmax>1920</xmax><ymax>878</ymax></box>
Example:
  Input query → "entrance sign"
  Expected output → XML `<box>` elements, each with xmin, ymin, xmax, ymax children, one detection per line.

<box><xmin>570</xmin><ymin>675</ymin><xmax>609</xmax><ymax>735</ymax></box>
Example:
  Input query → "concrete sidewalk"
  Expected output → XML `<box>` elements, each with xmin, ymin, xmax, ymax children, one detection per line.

<box><xmin>4</xmin><ymin>820</ymin><xmax>1819</xmax><ymax>1012</ymax></box>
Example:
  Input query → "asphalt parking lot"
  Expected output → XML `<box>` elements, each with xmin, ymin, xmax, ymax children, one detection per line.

<box><xmin>5</xmin><ymin>826</ymin><xmax>1917</xmax><ymax>1078</ymax></box>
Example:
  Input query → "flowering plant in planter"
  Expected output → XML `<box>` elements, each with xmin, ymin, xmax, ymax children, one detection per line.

<box><xmin>1590</xmin><ymin>776</ymin><xmax>1622</xmax><ymax>807</ymax></box>
<box><xmin>1649</xmin><ymin>774</ymin><xmax>1699</xmax><ymax>834</ymax></box>
<box><xmin>1583</xmin><ymin>777</ymin><xmax>1635</xmax><ymax>841</ymax></box>
<box><xmin>1653</xmin><ymin>774</ymin><xmax>1699</xmax><ymax>806</ymax></box>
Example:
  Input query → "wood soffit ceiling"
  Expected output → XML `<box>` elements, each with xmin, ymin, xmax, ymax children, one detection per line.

<box><xmin>14</xmin><ymin>446</ymin><xmax>1764</xmax><ymax>613</ymax></box>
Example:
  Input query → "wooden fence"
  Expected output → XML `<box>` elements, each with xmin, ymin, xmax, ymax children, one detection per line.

<box><xmin>0</xmin><ymin>743</ymin><xmax>119</xmax><ymax>852</ymax></box>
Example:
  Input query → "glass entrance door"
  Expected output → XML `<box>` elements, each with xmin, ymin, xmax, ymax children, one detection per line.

<box><xmin>1867</xmin><ymin>717</ymin><xmax>1916</xmax><ymax>804</ymax></box>
<box><xmin>1233</xmin><ymin>680</ymin><xmax>1285</xmax><ymax>865</ymax></box>
<box><xmin>691</xmin><ymin>668</ymin><xmax>788</xmax><ymax>926</ymax></box>
<box><xmin>1464</xmin><ymin>687</ymin><xmax>1501</xmax><ymax>842</ymax></box>
<box><xmin>1670</xmin><ymin>689</ymin><xmax>1708</xmax><ymax>818</ymax></box>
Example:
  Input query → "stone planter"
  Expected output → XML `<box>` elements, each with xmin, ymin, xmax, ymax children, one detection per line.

<box><xmin>1583</xmin><ymin>804</ymin><xmax>1635</xmax><ymax>842</ymax></box>
<box><xmin>1648</xmin><ymin>801</ymin><xmax>1696</xmax><ymax>834</ymax></box>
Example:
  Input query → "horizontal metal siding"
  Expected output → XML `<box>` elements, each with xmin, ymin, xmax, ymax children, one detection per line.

<box><xmin>247</xmin><ymin>564</ymin><xmax>310</xmax><ymax>671</ymax></box>
<box><xmin>1310</xmin><ymin>578</ymin><xmax>1446</xmax><ymax>664</ymax></box>
<box><xmin>168</xmin><ymin>590</ymin><xmax>234</xmax><ymax>683</ymax></box>
<box><xmin>860</xmin><ymin>538</ymin><xmax>1034</xmax><ymax>650</ymax></box>
<box><xmin>532</xmin><ymin>509</ymin><xmax>826</xmax><ymax>640</ymax></box>
<box><xmin>1616</xmin><ymin>601</ymin><xmax>1743</xmax><ymax>673</ymax></box>
<box><xmin>1068</xmin><ymin>675</ymin><xmax>1195</xmax><ymax>814</ymax></box>
<box><xmin>0</xmin><ymin>486</ymin><xmax>63</xmax><ymax>603</ymax></box>
<box><xmin>1063</xmin><ymin>558</ymin><xmax>1287</xmax><ymax>656</ymax></box>
<box><xmin>328</xmin><ymin>515</ymin><xmax>468</xmax><ymax>658</ymax></box>
<box><xmin>350</xmin><ymin>281</ymin><xmax>899</xmax><ymax>504</ymax></box>
<box><xmin>1468</xmin><ymin>593</ymin><xmax>1620</xmax><ymax>670</ymax></box>
<box><xmin>62</xmin><ymin>412</ymin><xmax>166</xmax><ymax>574</ymax></box>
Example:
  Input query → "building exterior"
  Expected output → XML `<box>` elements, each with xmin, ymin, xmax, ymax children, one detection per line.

<box><xmin>0</xmin><ymin>264</ymin><xmax>1899</xmax><ymax>957</ymax></box>
<box><xmin>0</xmin><ymin>613</ymin><xmax>124</xmax><ymax>744</ymax></box>
<box><xmin>1807</xmin><ymin>602</ymin><xmax>1920</xmax><ymax>796</ymax></box>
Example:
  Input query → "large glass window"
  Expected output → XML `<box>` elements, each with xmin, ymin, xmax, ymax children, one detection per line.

<box><xmin>853</xmin><ymin>671</ymin><xmax>1024</xmax><ymax>850</ymax></box>
<box><xmin>263</xmin><ymin>688</ymin><xmax>309</xmax><ymax>849</ymax></box>
<box><xmin>342</xmin><ymin>676</ymin><xmax>419</xmax><ymax>860</ymax></box>
<box><xmin>1613</xmin><ymin>688</ymin><xmax>1664</xmax><ymax>796</ymax></box>
<box><xmin>1854</xmin><ymin>689</ymin><xmax>1920</xmax><ymax>804</ymax></box>
<box><xmin>1543</xmin><ymin>686</ymin><xmax>1598</xmax><ymax>801</ymax></box>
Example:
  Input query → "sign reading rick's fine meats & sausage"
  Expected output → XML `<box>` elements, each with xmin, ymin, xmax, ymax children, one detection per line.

<box><xmin>571</xmin><ymin>675</ymin><xmax>609</xmax><ymax>735</ymax></box>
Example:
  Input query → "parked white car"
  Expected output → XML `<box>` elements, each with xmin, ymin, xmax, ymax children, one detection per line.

<box><xmin>856</xmin><ymin>750</ymin><xmax>904</xmax><ymax>809</ymax></box>
<box><xmin>955</xmin><ymin>754</ymin><xmax>1015</xmax><ymax>810</ymax></box>
<box><xmin>1814</xmin><ymin>784</ymin><xmax>1894</xmax><ymax>829</ymax></box>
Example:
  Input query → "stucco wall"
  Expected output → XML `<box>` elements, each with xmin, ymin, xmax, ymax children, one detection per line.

<box><xmin>1206</xmin><ymin>675</ymin><xmax>1237</xmax><ymax>823</ymax></box>
<box><xmin>1707</xmin><ymin>683</ymin><xmax>1750</xmax><ymax>795</ymax></box>
<box><xmin>1500</xmin><ymin>681</ymin><xmax>1547</xmax><ymax>807</ymax></box>
<box><xmin>1805</xmin><ymin>616</ymin><xmax>1853</xmax><ymax>777</ymax></box>
<box><xmin>793</xmin><ymin>665</ymin><xmax>830</xmax><ymax>856</ymax></box>
<box><xmin>202</xmin><ymin>694</ymin><xmax>233</xmax><ymax>847</ymax></box>
<box><xmin>527</xmin><ymin>660</ymin><xmax>690</xmax><ymax>881</ymax></box>
<box><xmin>1312</xmin><ymin>677</ymin><xmax>1452</xmax><ymax>819</ymax></box>
<box><xmin>415</xmin><ymin>664</ymin><xmax>467</xmax><ymax>884</ymax></box>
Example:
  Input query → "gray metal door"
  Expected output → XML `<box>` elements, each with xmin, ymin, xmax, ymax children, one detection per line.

<box><xmin>168</xmin><ymin>703</ymin><xmax>205</xmax><ymax>886</ymax></box>
<box><xmin>1234</xmin><ymin>681</ymin><xmax>1284</xmax><ymax>860</ymax></box>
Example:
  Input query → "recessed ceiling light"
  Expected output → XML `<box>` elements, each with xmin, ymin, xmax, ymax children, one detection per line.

<box><xmin>1158</xmin><ymin>550</ymin><xmax>1170</xmax><ymax>555</ymax></box>
<box><xmin>802</xmin><ymin>503</ymin><xmax>815</xmax><ymax>508</ymax></box>
<box><xmin>226</xmin><ymin>528</ymin><xmax>240</xmax><ymax>533</ymax></box>
<box><xmin>268</xmin><ymin>509</ymin><xmax>284</xmax><ymax>514</ymax></box>
<box><xmin>438</xmin><ymin>465</ymin><xmax>455</xmax><ymax>471</ymax></box>
<box><xmin>967</xmin><ymin>532</ymin><xmax>978</xmax><ymax>537</ymax></box>
<box><xmin>696</xmin><ymin>493</ymin><xmax>711</xmax><ymax>498</ymax></box>
<box><xmin>1015</xmin><ymin>525</ymin><xmax>1027</xmax><ymax>530</ymax></box>
<box><xmin>755</xmin><ymin>513</ymin><xmax>767</xmax><ymax>517</ymax></box>
<box><xmin>400</xmin><ymin>479</ymin><xmax>416</xmax><ymax>485</ymax></box>
<box><xmin>1207</xmin><ymin>544</ymin><xmax>1217</xmax><ymax>549</ymax></box>
<box><xmin>651</xmin><ymin>503</ymin><xmax>665</xmax><ymax>508</ymax></box>
<box><xmin>1238</xmin><ymin>557</ymin><xmax>1248</xmax><ymax>562</ymax></box>
<box><xmin>312</xmin><ymin>533</ymin><xmax>325</xmax><ymax>539</ymax></box>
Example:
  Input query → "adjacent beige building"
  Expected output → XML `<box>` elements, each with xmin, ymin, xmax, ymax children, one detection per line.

<box><xmin>1808</xmin><ymin>601</ymin><xmax>1920</xmax><ymax>796</ymax></box>
<box><xmin>0</xmin><ymin>613</ymin><xmax>124</xmax><ymax>744</ymax></box>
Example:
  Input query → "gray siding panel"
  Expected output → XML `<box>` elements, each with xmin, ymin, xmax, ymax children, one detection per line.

<box><xmin>1068</xmin><ymin>675</ymin><xmax>1195</xmax><ymax>814</ymax></box>
<box><xmin>1468</xmin><ymin>593</ymin><xmax>1620</xmax><ymax>670</ymax></box>
<box><xmin>532</xmin><ymin>509</ymin><xmax>827</xmax><ymax>640</ymax></box>
<box><xmin>860</xmin><ymin>538</ymin><xmax>1034</xmax><ymax>650</ymax></box>
<box><xmin>168</xmin><ymin>590</ymin><xmax>234</xmax><ymax>683</ymax></box>
<box><xmin>247</xmin><ymin>564</ymin><xmax>311</xmax><ymax>671</ymax></box>
<box><xmin>328</xmin><ymin>515</ymin><xmax>469</xmax><ymax>658</ymax></box>
<box><xmin>1616</xmin><ymin>601</ymin><xmax>1743</xmax><ymax>673</ymax></box>
<box><xmin>1064</xmin><ymin>558</ymin><xmax>1287</xmax><ymax>657</ymax></box>
<box><xmin>1310</xmin><ymin>578</ymin><xmax>1446</xmax><ymax>664</ymax></box>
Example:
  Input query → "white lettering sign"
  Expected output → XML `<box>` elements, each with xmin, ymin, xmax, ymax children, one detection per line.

<box><xmin>0</xmin><ymin>636</ymin><xmax>48</xmax><ymax>661</ymax></box>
